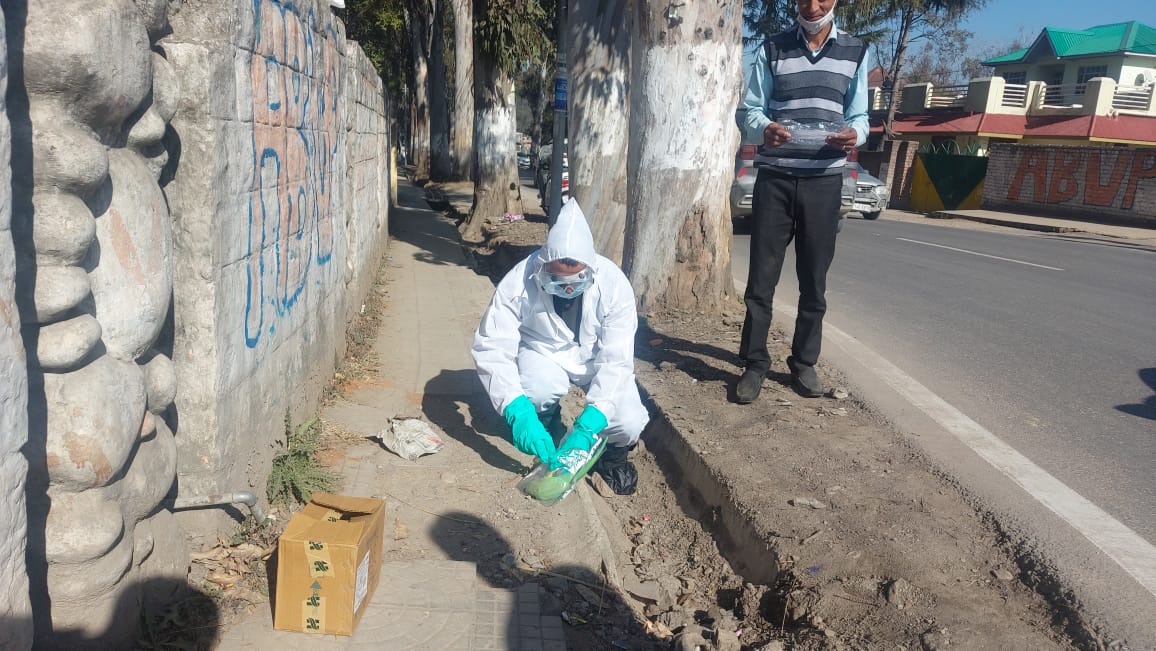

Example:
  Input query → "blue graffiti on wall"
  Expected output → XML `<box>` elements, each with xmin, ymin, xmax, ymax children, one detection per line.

<box><xmin>243</xmin><ymin>0</ymin><xmax>341</xmax><ymax>348</ymax></box>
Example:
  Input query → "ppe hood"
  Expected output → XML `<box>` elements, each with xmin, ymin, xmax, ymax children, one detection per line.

<box><xmin>540</xmin><ymin>198</ymin><xmax>596</xmax><ymax>267</ymax></box>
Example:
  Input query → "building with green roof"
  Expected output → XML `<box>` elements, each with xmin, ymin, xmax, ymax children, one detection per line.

<box><xmin>863</xmin><ymin>20</ymin><xmax>1156</xmax><ymax>152</ymax></box>
<box><xmin>982</xmin><ymin>21</ymin><xmax>1156</xmax><ymax>90</ymax></box>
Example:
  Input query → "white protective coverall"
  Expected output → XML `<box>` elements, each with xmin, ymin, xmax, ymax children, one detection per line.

<box><xmin>472</xmin><ymin>200</ymin><xmax>650</xmax><ymax>447</ymax></box>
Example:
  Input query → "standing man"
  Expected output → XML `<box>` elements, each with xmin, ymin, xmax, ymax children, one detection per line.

<box><xmin>472</xmin><ymin>199</ymin><xmax>649</xmax><ymax>494</ymax></box>
<box><xmin>736</xmin><ymin>0</ymin><xmax>869</xmax><ymax>403</ymax></box>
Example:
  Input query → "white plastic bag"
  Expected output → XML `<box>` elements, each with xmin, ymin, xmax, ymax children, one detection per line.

<box><xmin>376</xmin><ymin>418</ymin><xmax>444</xmax><ymax>461</ymax></box>
<box><xmin>516</xmin><ymin>431</ymin><xmax>606</xmax><ymax>506</ymax></box>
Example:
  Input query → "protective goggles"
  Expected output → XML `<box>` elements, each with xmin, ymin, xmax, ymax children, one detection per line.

<box><xmin>537</xmin><ymin>266</ymin><xmax>594</xmax><ymax>298</ymax></box>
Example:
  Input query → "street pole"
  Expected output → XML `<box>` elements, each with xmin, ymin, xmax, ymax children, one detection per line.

<box><xmin>548</xmin><ymin>0</ymin><xmax>568</xmax><ymax>225</ymax></box>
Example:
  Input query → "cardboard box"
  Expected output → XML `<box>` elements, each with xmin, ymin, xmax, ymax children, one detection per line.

<box><xmin>273</xmin><ymin>493</ymin><xmax>385</xmax><ymax>635</ymax></box>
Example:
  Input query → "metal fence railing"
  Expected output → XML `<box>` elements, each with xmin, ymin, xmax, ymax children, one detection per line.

<box><xmin>872</xmin><ymin>90</ymin><xmax>894</xmax><ymax>112</ymax></box>
<box><xmin>1040</xmin><ymin>83</ymin><xmax>1088</xmax><ymax>107</ymax></box>
<box><xmin>1001</xmin><ymin>83</ymin><xmax>1028</xmax><ymax>108</ymax></box>
<box><xmin>927</xmin><ymin>85</ymin><xmax>969</xmax><ymax>109</ymax></box>
<box><xmin>1112</xmin><ymin>85</ymin><xmax>1154</xmax><ymax>111</ymax></box>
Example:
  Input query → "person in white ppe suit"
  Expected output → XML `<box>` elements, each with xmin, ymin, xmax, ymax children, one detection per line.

<box><xmin>472</xmin><ymin>199</ymin><xmax>650</xmax><ymax>495</ymax></box>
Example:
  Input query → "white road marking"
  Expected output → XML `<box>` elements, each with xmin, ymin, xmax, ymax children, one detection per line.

<box><xmin>896</xmin><ymin>237</ymin><xmax>1065</xmax><ymax>271</ymax></box>
<box><xmin>774</xmin><ymin>299</ymin><xmax>1156</xmax><ymax>599</ymax></box>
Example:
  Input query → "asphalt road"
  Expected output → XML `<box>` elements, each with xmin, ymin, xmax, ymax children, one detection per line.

<box><xmin>732</xmin><ymin>215</ymin><xmax>1156</xmax><ymax>543</ymax></box>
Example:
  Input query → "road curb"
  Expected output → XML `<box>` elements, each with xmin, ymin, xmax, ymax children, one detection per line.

<box><xmin>928</xmin><ymin>210</ymin><xmax>1083</xmax><ymax>234</ymax></box>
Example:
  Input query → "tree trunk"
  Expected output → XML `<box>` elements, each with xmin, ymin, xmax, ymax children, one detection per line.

<box><xmin>883</xmin><ymin>10</ymin><xmax>914</xmax><ymax>142</ymax></box>
<box><xmin>463</xmin><ymin>45</ymin><xmax>523</xmax><ymax>242</ymax></box>
<box><xmin>408</xmin><ymin>91</ymin><xmax>417</xmax><ymax>164</ymax></box>
<box><xmin>450</xmin><ymin>0</ymin><xmax>474</xmax><ymax>179</ymax></box>
<box><xmin>429</xmin><ymin>1</ymin><xmax>453</xmax><ymax>179</ymax></box>
<box><xmin>623</xmin><ymin>0</ymin><xmax>740</xmax><ymax>313</ymax></box>
<box><xmin>407</xmin><ymin>6</ymin><xmax>432</xmax><ymax>179</ymax></box>
<box><xmin>529</xmin><ymin>63</ymin><xmax>550</xmax><ymax>148</ymax></box>
<box><xmin>568</xmin><ymin>0</ymin><xmax>630</xmax><ymax>263</ymax></box>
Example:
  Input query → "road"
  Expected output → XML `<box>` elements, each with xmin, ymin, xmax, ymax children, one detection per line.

<box><xmin>732</xmin><ymin>215</ymin><xmax>1156</xmax><ymax>544</ymax></box>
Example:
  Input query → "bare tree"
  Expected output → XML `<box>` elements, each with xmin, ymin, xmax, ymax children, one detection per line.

<box><xmin>959</xmin><ymin>31</ymin><xmax>1031</xmax><ymax>81</ymax></box>
<box><xmin>567</xmin><ymin>0</ymin><xmax>630</xmax><ymax>263</ymax></box>
<box><xmin>874</xmin><ymin>0</ymin><xmax>988</xmax><ymax>138</ymax></box>
<box><xmin>903</xmin><ymin>28</ymin><xmax>973</xmax><ymax>86</ymax></box>
<box><xmin>622</xmin><ymin>0</ymin><xmax>743</xmax><ymax>313</ymax></box>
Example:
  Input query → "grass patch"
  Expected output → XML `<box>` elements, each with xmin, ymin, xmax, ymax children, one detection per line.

<box><xmin>321</xmin><ymin>255</ymin><xmax>392</xmax><ymax>406</ymax></box>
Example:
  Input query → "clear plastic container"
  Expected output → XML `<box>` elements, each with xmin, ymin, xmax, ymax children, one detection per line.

<box><xmin>517</xmin><ymin>431</ymin><xmax>607</xmax><ymax>505</ymax></box>
<box><xmin>778</xmin><ymin>119</ymin><xmax>845</xmax><ymax>150</ymax></box>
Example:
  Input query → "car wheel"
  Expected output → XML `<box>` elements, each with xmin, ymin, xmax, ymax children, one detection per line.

<box><xmin>863</xmin><ymin>211</ymin><xmax>881</xmax><ymax>220</ymax></box>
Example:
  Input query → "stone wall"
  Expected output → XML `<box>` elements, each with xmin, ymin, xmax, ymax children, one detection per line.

<box><xmin>984</xmin><ymin>144</ymin><xmax>1156</xmax><ymax>226</ymax></box>
<box><xmin>0</xmin><ymin>8</ymin><xmax>33</xmax><ymax>648</ymax></box>
<box><xmin>164</xmin><ymin>0</ymin><xmax>390</xmax><ymax>518</ymax></box>
<box><xmin>2</xmin><ymin>0</ymin><xmax>389</xmax><ymax>645</ymax></box>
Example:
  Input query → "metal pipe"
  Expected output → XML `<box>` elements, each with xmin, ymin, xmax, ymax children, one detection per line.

<box><xmin>172</xmin><ymin>491</ymin><xmax>266</xmax><ymax>525</ymax></box>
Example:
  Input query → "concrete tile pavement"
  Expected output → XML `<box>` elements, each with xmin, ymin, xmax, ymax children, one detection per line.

<box><xmin>218</xmin><ymin>180</ymin><xmax>583</xmax><ymax>649</ymax></box>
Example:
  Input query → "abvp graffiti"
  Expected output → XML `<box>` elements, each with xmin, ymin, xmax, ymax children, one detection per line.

<box><xmin>244</xmin><ymin>0</ymin><xmax>342</xmax><ymax>348</ymax></box>
<box><xmin>1005</xmin><ymin>147</ymin><xmax>1156</xmax><ymax>211</ymax></box>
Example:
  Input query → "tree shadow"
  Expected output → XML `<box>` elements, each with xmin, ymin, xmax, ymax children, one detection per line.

<box><xmin>1117</xmin><ymin>367</ymin><xmax>1156</xmax><ymax>421</ymax></box>
<box><xmin>635</xmin><ymin>320</ymin><xmax>800</xmax><ymax>403</ymax></box>
<box><xmin>430</xmin><ymin>511</ymin><xmax>654</xmax><ymax>651</ymax></box>
<box><xmin>0</xmin><ymin>577</ymin><xmax>220</xmax><ymax>650</ymax></box>
<box><xmin>421</xmin><ymin>368</ymin><xmax>529</xmax><ymax>475</ymax></box>
<box><xmin>390</xmin><ymin>183</ymin><xmax>484</xmax><ymax>272</ymax></box>
<box><xmin>635</xmin><ymin>321</ymin><xmax>743</xmax><ymax>384</ymax></box>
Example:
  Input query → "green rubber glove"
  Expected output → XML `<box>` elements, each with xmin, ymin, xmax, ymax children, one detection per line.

<box><xmin>503</xmin><ymin>395</ymin><xmax>557</xmax><ymax>464</ymax></box>
<box><xmin>550</xmin><ymin>405</ymin><xmax>608</xmax><ymax>470</ymax></box>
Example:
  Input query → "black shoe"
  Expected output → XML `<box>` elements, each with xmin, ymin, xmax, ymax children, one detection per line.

<box><xmin>787</xmin><ymin>356</ymin><xmax>824</xmax><ymax>398</ymax></box>
<box><xmin>593</xmin><ymin>444</ymin><xmax>637</xmax><ymax>495</ymax></box>
<box><xmin>736</xmin><ymin>369</ymin><xmax>765</xmax><ymax>404</ymax></box>
<box><xmin>538</xmin><ymin>407</ymin><xmax>565</xmax><ymax>443</ymax></box>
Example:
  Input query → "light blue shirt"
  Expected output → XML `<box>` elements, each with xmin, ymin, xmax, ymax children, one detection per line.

<box><xmin>743</xmin><ymin>25</ymin><xmax>870</xmax><ymax>147</ymax></box>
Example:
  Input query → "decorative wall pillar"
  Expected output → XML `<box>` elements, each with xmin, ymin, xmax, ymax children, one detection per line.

<box><xmin>9</xmin><ymin>0</ymin><xmax>185</xmax><ymax>645</ymax></box>
<box><xmin>0</xmin><ymin>6</ymin><xmax>33</xmax><ymax>648</ymax></box>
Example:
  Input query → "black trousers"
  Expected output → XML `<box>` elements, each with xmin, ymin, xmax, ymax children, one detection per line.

<box><xmin>739</xmin><ymin>169</ymin><xmax>842</xmax><ymax>373</ymax></box>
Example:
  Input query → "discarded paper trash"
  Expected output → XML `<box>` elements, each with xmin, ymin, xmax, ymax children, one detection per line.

<box><xmin>375</xmin><ymin>418</ymin><xmax>444</xmax><ymax>461</ymax></box>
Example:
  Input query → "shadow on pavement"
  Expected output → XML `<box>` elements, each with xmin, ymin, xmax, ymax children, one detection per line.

<box><xmin>429</xmin><ymin>512</ymin><xmax>653</xmax><ymax>651</ymax></box>
<box><xmin>636</xmin><ymin>322</ymin><xmax>741</xmax><ymax>385</ymax></box>
<box><xmin>389</xmin><ymin>183</ymin><xmax>482</xmax><ymax>272</ymax></box>
<box><xmin>422</xmin><ymin>369</ymin><xmax>528</xmax><ymax>475</ymax></box>
<box><xmin>1</xmin><ymin>577</ymin><xmax>220</xmax><ymax>650</ymax></box>
<box><xmin>1117</xmin><ymin>367</ymin><xmax>1156</xmax><ymax>421</ymax></box>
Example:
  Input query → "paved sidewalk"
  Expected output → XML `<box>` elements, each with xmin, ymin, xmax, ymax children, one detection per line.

<box><xmin>218</xmin><ymin>180</ymin><xmax>612</xmax><ymax>650</ymax></box>
<box><xmin>929</xmin><ymin>208</ymin><xmax>1156</xmax><ymax>243</ymax></box>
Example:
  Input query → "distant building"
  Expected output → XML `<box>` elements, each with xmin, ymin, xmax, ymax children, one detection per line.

<box><xmin>869</xmin><ymin>21</ymin><xmax>1156</xmax><ymax>151</ymax></box>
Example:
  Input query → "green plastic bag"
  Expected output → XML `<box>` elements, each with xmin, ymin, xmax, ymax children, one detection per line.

<box><xmin>517</xmin><ymin>431</ymin><xmax>606</xmax><ymax>505</ymax></box>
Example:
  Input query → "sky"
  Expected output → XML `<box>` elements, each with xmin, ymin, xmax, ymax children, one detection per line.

<box><xmin>741</xmin><ymin>1</ymin><xmax>1153</xmax><ymax>79</ymax></box>
<box><xmin>957</xmin><ymin>0</ymin><xmax>1150</xmax><ymax>51</ymax></box>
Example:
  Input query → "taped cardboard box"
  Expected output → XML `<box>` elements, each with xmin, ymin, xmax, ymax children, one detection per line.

<box><xmin>273</xmin><ymin>493</ymin><xmax>385</xmax><ymax>635</ymax></box>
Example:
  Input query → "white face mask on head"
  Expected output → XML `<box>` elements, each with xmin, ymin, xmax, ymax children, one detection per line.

<box><xmin>798</xmin><ymin>4</ymin><xmax>836</xmax><ymax>35</ymax></box>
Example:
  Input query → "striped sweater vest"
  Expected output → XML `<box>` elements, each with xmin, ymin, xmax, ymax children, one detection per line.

<box><xmin>754</xmin><ymin>28</ymin><xmax>866</xmax><ymax>177</ymax></box>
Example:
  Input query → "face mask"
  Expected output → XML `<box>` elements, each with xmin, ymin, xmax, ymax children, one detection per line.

<box><xmin>798</xmin><ymin>4</ymin><xmax>835</xmax><ymax>35</ymax></box>
<box><xmin>538</xmin><ymin>267</ymin><xmax>594</xmax><ymax>298</ymax></box>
